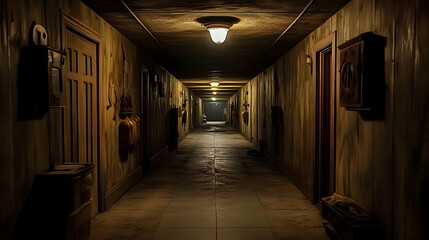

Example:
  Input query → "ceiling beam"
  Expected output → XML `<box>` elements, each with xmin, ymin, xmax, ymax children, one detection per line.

<box><xmin>268</xmin><ymin>0</ymin><xmax>314</xmax><ymax>50</ymax></box>
<box><xmin>120</xmin><ymin>0</ymin><xmax>162</xmax><ymax>47</ymax></box>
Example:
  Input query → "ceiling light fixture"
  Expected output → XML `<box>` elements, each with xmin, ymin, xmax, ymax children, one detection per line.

<box><xmin>210</xmin><ymin>82</ymin><xmax>219</xmax><ymax>87</ymax></box>
<box><xmin>206</xmin><ymin>24</ymin><xmax>230</xmax><ymax>44</ymax></box>
<box><xmin>197</xmin><ymin>16</ymin><xmax>240</xmax><ymax>45</ymax></box>
<box><xmin>212</xmin><ymin>97</ymin><xmax>216</xmax><ymax>101</ymax></box>
<box><xmin>213</xmin><ymin>92</ymin><xmax>217</xmax><ymax>95</ymax></box>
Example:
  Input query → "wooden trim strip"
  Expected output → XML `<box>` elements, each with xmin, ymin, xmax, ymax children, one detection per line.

<box><xmin>149</xmin><ymin>145</ymin><xmax>169</xmax><ymax>166</ymax></box>
<box><xmin>276</xmin><ymin>161</ymin><xmax>314</xmax><ymax>202</ymax></box>
<box><xmin>119</xmin><ymin>0</ymin><xmax>162</xmax><ymax>48</ymax></box>
<box><xmin>103</xmin><ymin>165</ymin><xmax>143</xmax><ymax>210</ymax></box>
<box><xmin>268</xmin><ymin>0</ymin><xmax>315</xmax><ymax>50</ymax></box>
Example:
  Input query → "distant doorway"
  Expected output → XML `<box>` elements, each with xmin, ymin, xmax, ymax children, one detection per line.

<box><xmin>203</xmin><ymin>100</ymin><xmax>227</xmax><ymax>121</ymax></box>
<box><xmin>314</xmin><ymin>34</ymin><xmax>336</xmax><ymax>204</ymax></box>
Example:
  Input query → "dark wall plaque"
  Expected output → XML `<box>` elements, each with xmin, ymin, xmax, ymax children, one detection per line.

<box><xmin>338</xmin><ymin>32</ymin><xmax>384</xmax><ymax>111</ymax></box>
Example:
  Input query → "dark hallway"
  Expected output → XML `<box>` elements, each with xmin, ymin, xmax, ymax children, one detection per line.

<box><xmin>1</xmin><ymin>0</ymin><xmax>429</xmax><ymax>239</ymax></box>
<box><xmin>91</xmin><ymin>124</ymin><xmax>327</xmax><ymax>239</ymax></box>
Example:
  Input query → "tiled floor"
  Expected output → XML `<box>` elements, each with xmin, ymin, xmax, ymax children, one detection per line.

<box><xmin>91</xmin><ymin>124</ymin><xmax>328</xmax><ymax>240</ymax></box>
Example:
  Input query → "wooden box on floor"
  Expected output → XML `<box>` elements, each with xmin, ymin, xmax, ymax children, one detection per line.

<box><xmin>13</xmin><ymin>163</ymin><xmax>94</xmax><ymax>240</ymax></box>
<box><xmin>321</xmin><ymin>199</ymin><xmax>379</xmax><ymax>240</ymax></box>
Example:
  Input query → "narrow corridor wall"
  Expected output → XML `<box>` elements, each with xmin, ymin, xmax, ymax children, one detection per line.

<box><xmin>147</xmin><ymin>69</ymin><xmax>195</xmax><ymax>162</ymax></box>
<box><xmin>0</xmin><ymin>0</ymin><xmax>195</xmax><ymax>238</ymax></box>
<box><xmin>234</xmin><ymin>0</ymin><xmax>429</xmax><ymax>239</ymax></box>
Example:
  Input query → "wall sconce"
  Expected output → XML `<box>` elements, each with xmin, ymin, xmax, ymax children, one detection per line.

<box><xmin>149</xmin><ymin>71</ymin><xmax>159</xmax><ymax>90</ymax></box>
<box><xmin>306</xmin><ymin>55</ymin><xmax>313</xmax><ymax>75</ymax></box>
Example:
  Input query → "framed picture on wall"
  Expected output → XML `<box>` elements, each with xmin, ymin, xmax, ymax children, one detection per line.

<box><xmin>338</xmin><ymin>32</ymin><xmax>384</xmax><ymax>112</ymax></box>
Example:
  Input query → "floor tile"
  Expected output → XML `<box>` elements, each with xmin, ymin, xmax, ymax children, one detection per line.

<box><xmin>272</xmin><ymin>227</ymin><xmax>329</xmax><ymax>240</ymax></box>
<box><xmin>91</xmin><ymin>123</ymin><xmax>328</xmax><ymax>240</ymax></box>
<box><xmin>159</xmin><ymin>209</ymin><xmax>216</xmax><ymax>227</ymax></box>
<box><xmin>217</xmin><ymin>209</ymin><xmax>270</xmax><ymax>227</ymax></box>
<box><xmin>110</xmin><ymin>197</ymin><xmax>172</xmax><ymax>210</ymax></box>
<box><xmin>154</xmin><ymin>228</ymin><xmax>216</xmax><ymax>240</ymax></box>
<box><xmin>217</xmin><ymin>228</ymin><xmax>276</xmax><ymax>240</ymax></box>
<box><xmin>91</xmin><ymin>227</ymin><xmax>156</xmax><ymax>240</ymax></box>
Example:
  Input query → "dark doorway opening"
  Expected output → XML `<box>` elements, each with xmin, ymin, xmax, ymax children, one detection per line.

<box><xmin>141</xmin><ymin>71</ymin><xmax>150</xmax><ymax>166</ymax></box>
<box><xmin>314</xmin><ymin>35</ymin><xmax>336</xmax><ymax>204</ymax></box>
<box><xmin>203</xmin><ymin>100</ymin><xmax>227</xmax><ymax>121</ymax></box>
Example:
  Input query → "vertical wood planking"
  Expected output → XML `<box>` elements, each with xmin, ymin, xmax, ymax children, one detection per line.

<box><xmin>8</xmin><ymin>0</ymin><xmax>36</xmax><ymax>210</ymax></box>
<box><xmin>414</xmin><ymin>0</ymin><xmax>429</xmax><ymax>238</ymax></box>
<box><xmin>372</xmin><ymin>0</ymin><xmax>395</xmax><ymax>238</ymax></box>
<box><xmin>394</xmin><ymin>0</ymin><xmax>417</xmax><ymax>238</ymax></box>
<box><xmin>230</xmin><ymin>0</ymin><xmax>427</xmax><ymax>238</ymax></box>
<box><xmin>345</xmin><ymin>0</ymin><xmax>359</xmax><ymax>200</ymax></box>
<box><xmin>1</xmin><ymin>0</ymin><xmax>199</xmax><ymax>234</ymax></box>
<box><xmin>334</xmin><ymin>7</ymin><xmax>346</xmax><ymax>196</ymax></box>
<box><xmin>356</xmin><ymin>0</ymin><xmax>375</xmax><ymax>211</ymax></box>
<box><xmin>0</xmin><ymin>1</ymin><xmax>13</xmax><ymax>238</ymax></box>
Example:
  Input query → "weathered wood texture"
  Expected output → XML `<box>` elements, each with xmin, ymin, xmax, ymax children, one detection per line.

<box><xmin>1</xmin><ymin>1</ymin><xmax>50</xmax><ymax>239</ymax></box>
<box><xmin>233</xmin><ymin>0</ymin><xmax>429</xmax><ymax>239</ymax></box>
<box><xmin>147</xmin><ymin>65</ymin><xmax>193</xmax><ymax>159</ymax></box>
<box><xmin>0</xmin><ymin>0</ymin><xmax>195</xmax><ymax>238</ymax></box>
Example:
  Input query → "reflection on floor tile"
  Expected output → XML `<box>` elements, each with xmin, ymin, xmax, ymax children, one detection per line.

<box><xmin>91</xmin><ymin>124</ymin><xmax>327</xmax><ymax>240</ymax></box>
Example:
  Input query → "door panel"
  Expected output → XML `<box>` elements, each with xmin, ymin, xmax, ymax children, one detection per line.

<box><xmin>65</xmin><ymin>29</ymin><xmax>98</xmax><ymax>216</ymax></box>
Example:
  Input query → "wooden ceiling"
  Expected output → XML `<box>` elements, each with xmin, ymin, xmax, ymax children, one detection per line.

<box><xmin>82</xmin><ymin>0</ymin><xmax>350</xmax><ymax>98</ymax></box>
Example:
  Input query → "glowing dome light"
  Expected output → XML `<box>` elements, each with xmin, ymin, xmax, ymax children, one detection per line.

<box><xmin>210</xmin><ymin>82</ymin><xmax>219</xmax><ymax>87</ymax></box>
<box><xmin>212</xmin><ymin>97</ymin><xmax>216</xmax><ymax>101</ymax></box>
<box><xmin>197</xmin><ymin>17</ymin><xmax>239</xmax><ymax>45</ymax></box>
<box><xmin>213</xmin><ymin>92</ymin><xmax>217</xmax><ymax>95</ymax></box>
<box><xmin>207</xmin><ymin>27</ymin><xmax>229</xmax><ymax>44</ymax></box>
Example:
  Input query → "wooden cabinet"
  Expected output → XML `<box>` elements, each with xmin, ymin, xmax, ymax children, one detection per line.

<box><xmin>13</xmin><ymin>163</ymin><xmax>94</xmax><ymax>240</ymax></box>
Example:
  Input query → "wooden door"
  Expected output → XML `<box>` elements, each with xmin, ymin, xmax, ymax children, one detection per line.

<box><xmin>315</xmin><ymin>45</ymin><xmax>335</xmax><ymax>203</ymax></box>
<box><xmin>65</xmin><ymin>29</ymin><xmax>98</xmax><ymax>216</ymax></box>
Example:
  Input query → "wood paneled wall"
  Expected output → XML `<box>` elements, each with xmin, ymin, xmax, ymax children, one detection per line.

<box><xmin>233</xmin><ymin>0</ymin><xmax>429</xmax><ymax>239</ymax></box>
<box><xmin>147</xmin><ymin>68</ymin><xmax>194</xmax><ymax>159</ymax></box>
<box><xmin>0</xmin><ymin>0</ymin><xmax>195</xmax><ymax>238</ymax></box>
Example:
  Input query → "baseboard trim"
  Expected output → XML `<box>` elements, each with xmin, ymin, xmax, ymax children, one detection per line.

<box><xmin>274</xmin><ymin>158</ymin><xmax>313</xmax><ymax>202</ymax></box>
<box><xmin>178</xmin><ymin>131</ymin><xmax>190</xmax><ymax>143</ymax></box>
<box><xmin>240</xmin><ymin>132</ymin><xmax>252</xmax><ymax>143</ymax></box>
<box><xmin>149</xmin><ymin>145</ymin><xmax>169</xmax><ymax>166</ymax></box>
<box><xmin>103</xmin><ymin>165</ymin><xmax>142</xmax><ymax>210</ymax></box>
<box><xmin>264</xmin><ymin>149</ymin><xmax>279</xmax><ymax>163</ymax></box>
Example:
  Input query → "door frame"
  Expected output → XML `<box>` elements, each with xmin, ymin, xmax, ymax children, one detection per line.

<box><xmin>141</xmin><ymin>69</ymin><xmax>150</xmax><ymax>168</ymax></box>
<box><xmin>312</xmin><ymin>32</ymin><xmax>337</xmax><ymax>204</ymax></box>
<box><xmin>61</xmin><ymin>12</ymin><xmax>104</xmax><ymax>212</ymax></box>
